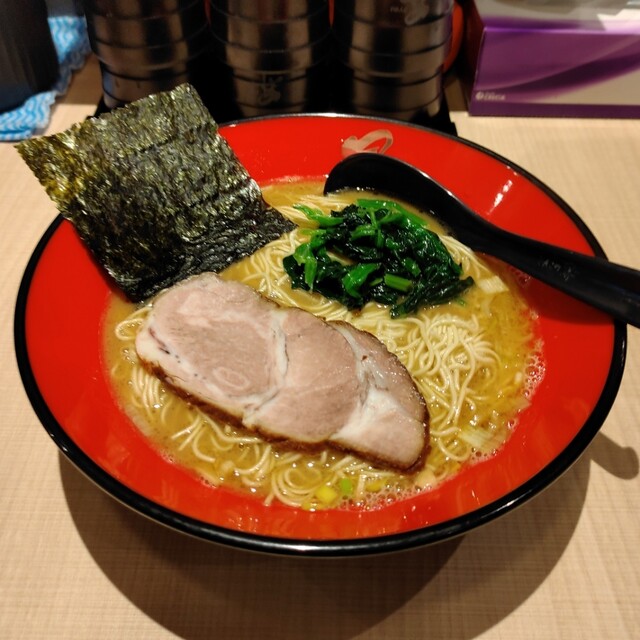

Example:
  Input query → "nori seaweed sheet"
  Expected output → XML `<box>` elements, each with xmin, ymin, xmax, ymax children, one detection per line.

<box><xmin>16</xmin><ymin>84</ymin><xmax>295</xmax><ymax>302</ymax></box>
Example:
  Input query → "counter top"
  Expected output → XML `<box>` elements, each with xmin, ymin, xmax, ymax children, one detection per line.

<box><xmin>1</xmin><ymin>57</ymin><xmax>638</xmax><ymax>639</ymax></box>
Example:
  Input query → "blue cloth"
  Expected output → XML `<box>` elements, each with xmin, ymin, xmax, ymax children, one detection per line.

<box><xmin>0</xmin><ymin>16</ymin><xmax>91</xmax><ymax>141</ymax></box>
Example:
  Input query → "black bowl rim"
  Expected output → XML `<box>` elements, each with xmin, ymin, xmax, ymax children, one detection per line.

<box><xmin>211</xmin><ymin>32</ymin><xmax>330</xmax><ymax>72</ymax></box>
<box><xmin>337</xmin><ymin>39</ymin><xmax>449</xmax><ymax>77</ymax></box>
<box><xmin>102</xmin><ymin>75</ymin><xmax>192</xmax><ymax>102</ymax></box>
<box><xmin>208</xmin><ymin>1</ymin><xmax>329</xmax><ymax>24</ymax></box>
<box><xmin>91</xmin><ymin>21</ymin><xmax>211</xmax><ymax>52</ymax></box>
<box><xmin>86</xmin><ymin>1</ymin><xmax>208</xmax><ymax>49</ymax></box>
<box><xmin>339</xmin><ymin>37</ymin><xmax>449</xmax><ymax>61</ymax></box>
<box><xmin>99</xmin><ymin>57</ymin><xmax>203</xmax><ymax>81</ymax></box>
<box><xmin>91</xmin><ymin>29</ymin><xmax>212</xmax><ymax>73</ymax></box>
<box><xmin>211</xmin><ymin>30</ymin><xmax>330</xmax><ymax>56</ymax></box>
<box><xmin>332</xmin><ymin>9</ymin><xmax>452</xmax><ymax>53</ymax></box>
<box><xmin>334</xmin><ymin>4</ymin><xmax>452</xmax><ymax>27</ymax></box>
<box><xmin>337</xmin><ymin>64</ymin><xmax>442</xmax><ymax>86</ymax></box>
<box><xmin>209</xmin><ymin>0</ymin><xmax>328</xmax><ymax>20</ymax></box>
<box><xmin>14</xmin><ymin>112</ymin><xmax>627</xmax><ymax>558</ymax></box>
<box><xmin>336</xmin><ymin>0</ymin><xmax>454</xmax><ymax>24</ymax></box>
<box><xmin>209</xmin><ymin>5</ymin><xmax>330</xmax><ymax>51</ymax></box>
<box><xmin>85</xmin><ymin>0</ymin><xmax>203</xmax><ymax>19</ymax></box>
<box><xmin>86</xmin><ymin>0</ymin><xmax>205</xmax><ymax>25</ymax></box>
<box><xmin>221</xmin><ymin>58</ymin><xmax>329</xmax><ymax>82</ymax></box>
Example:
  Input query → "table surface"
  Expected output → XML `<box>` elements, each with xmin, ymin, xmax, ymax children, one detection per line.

<box><xmin>1</xmin><ymin>57</ymin><xmax>639</xmax><ymax>640</ymax></box>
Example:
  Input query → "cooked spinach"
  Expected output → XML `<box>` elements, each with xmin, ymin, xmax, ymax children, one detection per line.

<box><xmin>283</xmin><ymin>198</ymin><xmax>473</xmax><ymax>317</ymax></box>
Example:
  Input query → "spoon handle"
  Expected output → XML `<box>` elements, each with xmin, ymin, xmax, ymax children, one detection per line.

<box><xmin>419</xmin><ymin>174</ymin><xmax>640</xmax><ymax>328</ymax></box>
<box><xmin>470</xmin><ymin>224</ymin><xmax>640</xmax><ymax>327</ymax></box>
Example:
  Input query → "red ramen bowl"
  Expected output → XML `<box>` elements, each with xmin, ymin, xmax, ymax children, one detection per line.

<box><xmin>14</xmin><ymin>114</ymin><xmax>625</xmax><ymax>556</ymax></box>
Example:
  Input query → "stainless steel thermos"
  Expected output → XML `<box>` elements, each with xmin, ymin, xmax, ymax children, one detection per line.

<box><xmin>83</xmin><ymin>0</ymin><xmax>454</xmax><ymax>122</ymax></box>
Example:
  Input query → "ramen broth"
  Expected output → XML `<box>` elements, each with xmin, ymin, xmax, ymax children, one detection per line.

<box><xmin>103</xmin><ymin>180</ymin><xmax>543</xmax><ymax>510</ymax></box>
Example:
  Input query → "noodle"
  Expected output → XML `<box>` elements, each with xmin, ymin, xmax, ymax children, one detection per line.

<box><xmin>103</xmin><ymin>181</ymin><xmax>541</xmax><ymax>510</ymax></box>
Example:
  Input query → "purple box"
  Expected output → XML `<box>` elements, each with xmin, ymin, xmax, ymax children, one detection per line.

<box><xmin>463</xmin><ymin>0</ymin><xmax>640</xmax><ymax>117</ymax></box>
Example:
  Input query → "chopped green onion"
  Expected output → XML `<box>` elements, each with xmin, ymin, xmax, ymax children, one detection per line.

<box><xmin>315</xmin><ymin>485</ymin><xmax>339</xmax><ymax>505</ymax></box>
<box><xmin>339</xmin><ymin>478</ymin><xmax>354</xmax><ymax>496</ymax></box>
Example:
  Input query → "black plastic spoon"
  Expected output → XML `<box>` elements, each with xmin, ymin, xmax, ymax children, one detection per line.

<box><xmin>324</xmin><ymin>152</ymin><xmax>640</xmax><ymax>328</ymax></box>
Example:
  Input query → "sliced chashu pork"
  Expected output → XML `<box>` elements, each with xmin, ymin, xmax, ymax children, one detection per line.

<box><xmin>135</xmin><ymin>273</ymin><xmax>428</xmax><ymax>470</ymax></box>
